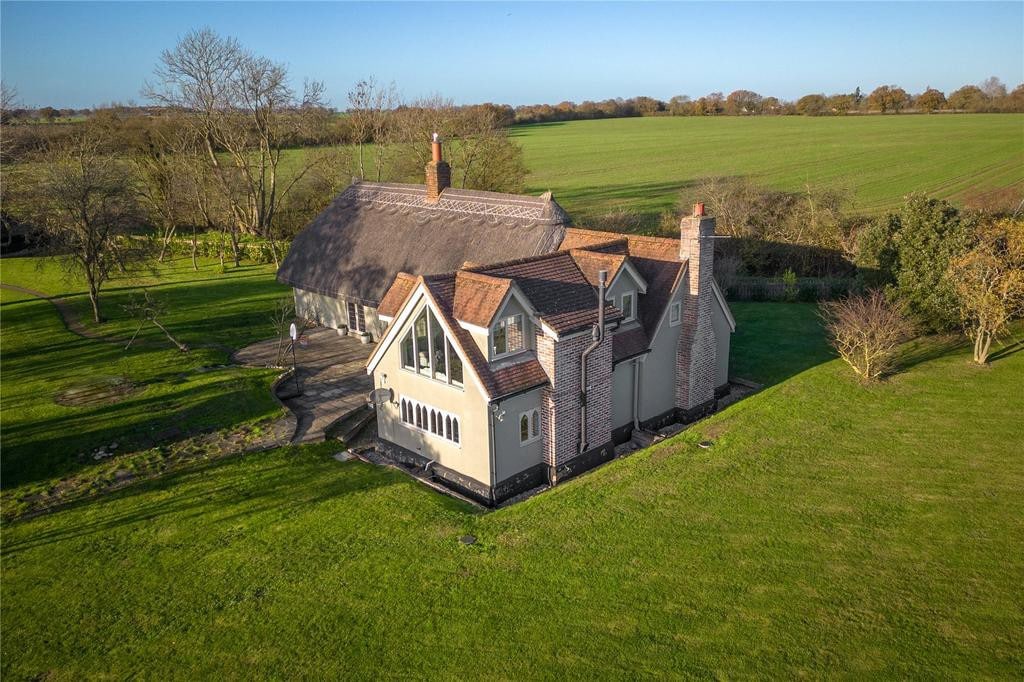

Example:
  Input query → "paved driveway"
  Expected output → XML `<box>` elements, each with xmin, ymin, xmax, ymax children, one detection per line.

<box><xmin>234</xmin><ymin>328</ymin><xmax>375</xmax><ymax>443</ymax></box>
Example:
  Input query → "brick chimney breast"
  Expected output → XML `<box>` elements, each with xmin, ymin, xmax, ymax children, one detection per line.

<box><xmin>425</xmin><ymin>132</ymin><xmax>451</xmax><ymax>203</ymax></box>
<box><xmin>675</xmin><ymin>210</ymin><xmax>717</xmax><ymax>416</ymax></box>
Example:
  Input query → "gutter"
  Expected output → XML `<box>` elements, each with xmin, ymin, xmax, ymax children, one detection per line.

<box><xmin>578</xmin><ymin>270</ymin><xmax>607</xmax><ymax>455</ymax></box>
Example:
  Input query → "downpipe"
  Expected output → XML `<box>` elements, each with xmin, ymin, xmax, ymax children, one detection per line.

<box><xmin>579</xmin><ymin>270</ymin><xmax>607</xmax><ymax>456</ymax></box>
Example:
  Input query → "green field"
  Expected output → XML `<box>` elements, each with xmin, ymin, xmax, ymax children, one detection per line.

<box><xmin>514</xmin><ymin>114</ymin><xmax>1024</xmax><ymax>223</ymax></box>
<box><xmin>2</xmin><ymin>254</ymin><xmax>1023</xmax><ymax>678</ymax></box>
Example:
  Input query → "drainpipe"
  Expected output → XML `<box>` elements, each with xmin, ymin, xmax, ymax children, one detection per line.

<box><xmin>488</xmin><ymin>401</ymin><xmax>499</xmax><ymax>505</ymax></box>
<box><xmin>579</xmin><ymin>270</ymin><xmax>607</xmax><ymax>455</ymax></box>
<box><xmin>632</xmin><ymin>357</ymin><xmax>641</xmax><ymax>432</ymax></box>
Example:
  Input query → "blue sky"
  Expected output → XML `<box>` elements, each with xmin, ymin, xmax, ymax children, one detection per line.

<box><xmin>2</xmin><ymin>2</ymin><xmax>1022</xmax><ymax>109</ymax></box>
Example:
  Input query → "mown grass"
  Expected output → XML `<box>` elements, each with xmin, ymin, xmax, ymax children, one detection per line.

<box><xmin>513</xmin><ymin>114</ymin><xmax>1024</xmax><ymax>223</ymax></box>
<box><xmin>0</xmin><ymin>257</ymin><xmax>289</xmax><ymax>496</ymax></box>
<box><xmin>2</xmin><ymin>301</ymin><xmax>1022</xmax><ymax>679</ymax></box>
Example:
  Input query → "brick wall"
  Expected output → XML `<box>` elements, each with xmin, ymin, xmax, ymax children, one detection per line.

<box><xmin>676</xmin><ymin>216</ymin><xmax>717</xmax><ymax>412</ymax></box>
<box><xmin>536</xmin><ymin>327</ymin><xmax>613</xmax><ymax>469</ymax></box>
<box><xmin>425</xmin><ymin>160</ymin><xmax>451</xmax><ymax>202</ymax></box>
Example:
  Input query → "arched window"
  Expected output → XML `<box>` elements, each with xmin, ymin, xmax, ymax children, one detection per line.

<box><xmin>520</xmin><ymin>414</ymin><xmax>530</xmax><ymax>443</ymax></box>
<box><xmin>416</xmin><ymin>405</ymin><xmax>423</xmax><ymax>428</ymax></box>
<box><xmin>401</xmin><ymin>400</ymin><xmax>408</xmax><ymax>423</ymax></box>
<box><xmin>445</xmin><ymin>415</ymin><xmax>452</xmax><ymax>439</ymax></box>
<box><xmin>430</xmin><ymin>410</ymin><xmax>437</xmax><ymax>434</ymax></box>
<box><xmin>532</xmin><ymin>410</ymin><xmax>540</xmax><ymax>438</ymax></box>
<box><xmin>452</xmin><ymin>418</ymin><xmax>459</xmax><ymax>444</ymax></box>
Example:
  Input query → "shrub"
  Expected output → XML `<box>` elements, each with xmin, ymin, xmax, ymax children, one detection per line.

<box><xmin>820</xmin><ymin>290</ymin><xmax>916</xmax><ymax>382</ymax></box>
<box><xmin>797</xmin><ymin>281</ymin><xmax>819</xmax><ymax>302</ymax></box>
<box><xmin>782</xmin><ymin>269</ymin><xmax>798</xmax><ymax>301</ymax></box>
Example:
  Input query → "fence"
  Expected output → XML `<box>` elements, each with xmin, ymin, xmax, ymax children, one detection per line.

<box><xmin>724</xmin><ymin>276</ymin><xmax>859</xmax><ymax>302</ymax></box>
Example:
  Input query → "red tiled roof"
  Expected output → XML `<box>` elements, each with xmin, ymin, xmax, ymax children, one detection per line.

<box><xmin>377</xmin><ymin>272</ymin><xmax>418</xmax><ymax>318</ymax></box>
<box><xmin>568</xmin><ymin>249</ymin><xmax>627</xmax><ymax>288</ymax></box>
<box><xmin>452</xmin><ymin>271</ymin><xmax>511</xmax><ymax>328</ymax></box>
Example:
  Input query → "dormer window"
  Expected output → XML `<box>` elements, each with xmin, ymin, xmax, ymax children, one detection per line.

<box><xmin>620</xmin><ymin>291</ymin><xmax>636</xmax><ymax>322</ymax></box>
<box><xmin>492</xmin><ymin>314</ymin><xmax>524</xmax><ymax>357</ymax></box>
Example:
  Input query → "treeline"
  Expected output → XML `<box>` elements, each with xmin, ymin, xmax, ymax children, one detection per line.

<box><xmin>513</xmin><ymin>77</ymin><xmax>1024</xmax><ymax>123</ymax></box>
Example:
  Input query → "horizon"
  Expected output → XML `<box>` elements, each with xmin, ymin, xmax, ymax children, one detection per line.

<box><xmin>1</xmin><ymin>1</ymin><xmax>1022</xmax><ymax>110</ymax></box>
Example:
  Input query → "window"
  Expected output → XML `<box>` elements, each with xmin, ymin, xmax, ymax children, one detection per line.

<box><xmin>347</xmin><ymin>301</ymin><xmax>365</xmax><ymax>332</ymax></box>
<box><xmin>430</xmin><ymin>309</ymin><xmax>446</xmax><ymax>380</ymax></box>
<box><xmin>447</xmin><ymin>340</ymin><xmax>463</xmax><ymax>386</ymax></box>
<box><xmin>399</xmin><ymin>396</ymin><xmax>460</xmax><ymax>446</ymax></box>
<box><xmin>519</xmin><ymin>408</ymin><xmax>541</xmax><ymax>445</ymax></box>
<box><xmin>620</xmin><ymin>291</ymin><xmax>635</xmax><ymax>322</ymax></box>
<box><xmin>669</xmin><ymin>301</ymin><xmax>682</xmax><ymax>327</ymax></box>
<box><xmin>414</xmin><ymin>310</ymin><xmax>429</xmax><ymax>373</ymax></box>
<box><xmin>399</xmin><ymin>306</ymin><xmax>464</xmax><ymax>388</ymax></box>
<box><xmin>401</xmin><ymin>330</ymin><xmax>415</xmax><ymax>369</ymax></box>
<box><xmin>492</xmin><ymin>314</ymin><xmax>524</xmax><ymax>357</ymax></box>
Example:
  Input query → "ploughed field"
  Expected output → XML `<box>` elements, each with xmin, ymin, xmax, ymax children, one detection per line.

<box><xmin>513</xmin><ymin>114</ymin><xmax>1024</xmax><ymax>223</ymax></box>
<box><xmin>2</xmin><ymin>255</ymin><xmax>1022</xmax><ymax>678</ymax></box>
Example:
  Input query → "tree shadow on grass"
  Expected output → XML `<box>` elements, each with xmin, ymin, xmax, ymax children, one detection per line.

<box><xmin>893</xmin><ymin>334</ymin><xmax>968</xmax><ymax>374</ymax></box>
<box><xmin>1</xmin><ymin>452</ymin><xmax>407</xmax><ymax>554</ymax></box>
<box><xmin>988</xmin><ymin>337</ymin><xmax>1024</xmax><ymax>364</ymax></box>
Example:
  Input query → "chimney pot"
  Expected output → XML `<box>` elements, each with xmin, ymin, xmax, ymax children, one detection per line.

<box><xmin>431</xmin><ymin>133</ymin><xmax>442</xmax><ymax>163</ymax></box>
<box><xmin>693</xmin><ymin>202</ymin><xmax>705</xmax><ymax>217</ymax></box>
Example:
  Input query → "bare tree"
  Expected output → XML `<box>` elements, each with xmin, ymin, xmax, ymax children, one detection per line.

<box><xmin>29</xmin><ymin>126</ymin><xmax>144</xmax><ymax>323</ymax></box>
<box><xmin>122</xmin><ymin>289</ymin><xmax>189</xmax><ymax>352</ymax></box>
<box><xmin>132</xmin><ymin>116</ymin><xmax>197</xmax><ymax>261</ymax></box>
<box><xmin>347</xmin><ymin>77</ymin><xmax>399</xmax><ymax>181</ymax></box>
<box><xmin>145</xmin><ymin>28</ymin><xmax>335</xmax><ymax>266</ymax></box>
<box><xmin>820</xmin><ymin>291</ymin><xmax>916</xmax><ymax>382</ymax></box>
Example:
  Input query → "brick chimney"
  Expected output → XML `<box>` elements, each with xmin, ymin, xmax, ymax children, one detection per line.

<box><xmin>425</xmin><ymin>132</ymin><xmax>451</xmax><ymax>203</ymax></box>
<box><xmin>675</xmin><ymin>203</ymin><xmax>717</xmax><ymax>419</ymax></box>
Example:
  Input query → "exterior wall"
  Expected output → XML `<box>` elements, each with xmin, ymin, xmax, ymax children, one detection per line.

<box><xmin>373</xmin><ymin>298</ymin><xmax>492</xmax><ymax>488</ymax></box>
<box><xmin>491</xmin><ymin>387</ymin><xmax>546</xmax><ymax>482</ymax></box>
<box><xmin>711</xmin><ymin>296</ymin><xmax>731</xmax><ymax>388</ymax></box>
<box><xmin>611</xmin><ymin>358</ymin><xmax>636</xmax><ymax>429</ymax></box>
<box><xmin>294</xmin><ymin>289</ymin><xmax>385</xmax><ymax>340</ymax></box>
<box><xmin>535</xmin><ymin>327</ymin><xmax>614</xmax><ymax>470</ymax></box>
<box><xmin>637</xmin><ymin>283</ymin><xmax>686</xmax><ymax>423</ymax></box>
<box><xmin>605</xmin><ymin>268</ymin><xmax>643</xmax><ymax>316</ymax></box>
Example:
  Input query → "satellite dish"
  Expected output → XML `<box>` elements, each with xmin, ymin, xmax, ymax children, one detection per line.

<box><xmin>289</xmin><ymin>322</ymin><xmax>297</xmax><ymax>341</ymax></box>
<box><xmin>367</xmin><ymin>387</ymin><xmax>393</xmax><ymax>407</ymax></box>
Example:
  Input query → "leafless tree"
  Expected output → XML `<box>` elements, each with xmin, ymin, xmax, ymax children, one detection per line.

<box><xmin>820</xmin><ymin>291</ymin><xmax>916</xmax><ymax>382</ymax></box>
<box><xmin>28</xmin><ymin>126</ymin><xmax>144</xmax><ymax>323</ymax></box>
<box><xmin>132</xmin><ymin>116</ymin><xmax>197</xmax><ymax>261</ymax></box>
<box><xmin>145</xmin><ymin>28</ymin><xmax>336</xmax><ymax>266</ymax></box>
<box><xmin>122</xmin><ymin>289</ymin><xmax>189</xmax><ymax>352</ymax></box>
<box><xmin>347</xmin><ymin>77</ymin><xmax>400</xmax><ymax>181</ymax></box>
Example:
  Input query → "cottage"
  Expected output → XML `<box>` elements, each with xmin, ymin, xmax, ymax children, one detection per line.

<box><xmin>277</xmin><ymin>135</ymin><xmax>568</xmax><ymax>341</ymax></box>
<box><xmin>366</xmin><ymin>206</ymin><xmax>734</xmax><ymax>505</ymax></box>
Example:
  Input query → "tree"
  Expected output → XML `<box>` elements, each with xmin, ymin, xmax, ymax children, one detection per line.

<box><xmin>947</xmin><ymin>85</ymin><xmax>986</xmax><ymax>111</ymax></box>
<box><xmin>347</xmin><ymin>77</ymin><xmax>399</xmax><ymax>181</ymax></box>
<box><xmin>980</xmin><ymin>76</ymin><xmax>1007</xmax><ymax>99</ymax></box>
<box><xmin>890</xmin><ymin>194</ymin><xmax>972</xmax><ymax>331</ymax></box>
<box><xmin>914</xmin><ymin>87</ymin><xmax>946</xmax><ymax>112</ymax></box>
<box><xmin>725</xmin><ymin>90</ymin><xmax>762</xmax><ymax>115</ymax></box>
<box><xmin>948</xmin><ymin>218</ymin><xmax>1024</xmax><ymax>364</ymax></box>
<box><xmin>867</xmin><ymin>85</ymin><xmax>909</xmax><ymax>113</ymax></box>
<box><xmin>122</xmin><ymin>289</ymin><xmax>189</xmax><ymax>352</ymax></box>
<box><xmin>29</xmin><ymin>126</ymin><xmax>143</xmax><ymax>322</ymax></box>
<box><xmin>132</xmin><ymin>116</ymin><xmax>196</xmax><ymax>261</ymax></box>
<box><xmin>820</xmin><ymin>291</ymin><xmax>915</xmax><ymax>382</ymax></box>
<box><xmin>827</xmin><ymin>93</ymin><xmax>855</xmax><ymax>114</ymax></box>
<box><xmin>796</xmin><ymin>94</ymin><xmax>828</xmax><ymax>116</ymax></box>
<box><xmin>146</xmin><ymin>28</ymin><xmax>337</xmax><ymax>266</ymax></box>
<box><xmin>38</xmin><ymin>106</ymin><xmax>59</xmax><ymax>121</ymax></box>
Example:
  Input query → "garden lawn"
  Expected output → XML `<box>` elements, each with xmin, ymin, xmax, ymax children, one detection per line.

<box><xmin>3</xmin><ymin>303</ymin><xmax>1022</xmax><ymax>679</ymax></box>
<box><xmin>0</xmin><ymin>256</ymin><xmax>290</xmax><ymax>502</ymax></box>
<box><xmin>513</xmin><ymin>114</ymin><xmax>1024</xmax><ymax>224</ymax></box>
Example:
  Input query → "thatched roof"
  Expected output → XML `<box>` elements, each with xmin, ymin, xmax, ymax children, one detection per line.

<box><xmin>277</xmin><ymin>181</ymin><xmax>569</xmax><ymax>306</ymax></box>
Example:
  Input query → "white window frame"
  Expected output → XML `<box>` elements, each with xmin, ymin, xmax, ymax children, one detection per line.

<box><xmin>491</xmin><ymin>313</ymin><xmax>525</xmax><ymax>359</ymax></box>
<box><xmin>669</xmin><ymin>301</ymin><xmax>682</xmax><ymax>327</ymax></box>
<box><xmin>519</xmin><ymin>408</ymin><xmax>542</xmax><ymax>446</ymax></box>
<box><xmin>620</xmin><ymin>290</ymin><xmax>637</xmax><ymax>323</ymax></box>
<box><xmin>398</xmin><ymin>395</ymin><xmax>461</xmax><ymax>447</ymax></box>
<box><xmin>400</xmin><ymin>306</ymin><xmax>464</xmax><ymax>389</ymax></box>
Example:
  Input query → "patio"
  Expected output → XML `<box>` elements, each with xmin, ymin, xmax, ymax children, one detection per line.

<box><xmin>234</xmin><ymin>328</ymin><xmax>375</xmax><ymax>443</ymax></box>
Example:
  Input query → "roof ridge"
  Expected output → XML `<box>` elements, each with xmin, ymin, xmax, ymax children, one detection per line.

<box><xmin>464</xmin><ymin>249</ymin><xmax>572</xmax><ymax>274</ymax></box>
<box><xmin>455</xmin><ymin>270</ymin><xmax>512</xmax><ymax>286</ymax></box>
